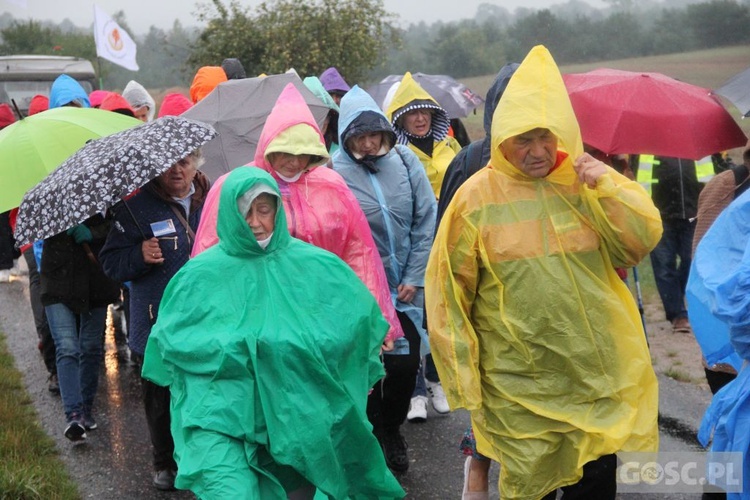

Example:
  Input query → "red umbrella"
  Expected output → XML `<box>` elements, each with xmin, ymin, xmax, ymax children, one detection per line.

<box><xmin>563</xmin><ymin>69</ymin><xmax>747</xmax><ymax>160</ymax></box>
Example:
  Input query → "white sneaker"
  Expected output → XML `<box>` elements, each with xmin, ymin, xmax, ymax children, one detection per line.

<box><xmin>406</xmin><ymin>395</ymin><xmax>428</xmax><ymax>423</ymax></box>
<box><xmin>427</xmin><ymin>381</ymin><xmax>451</xmax><ymax>414</ymax></box>
<box><xmin>0</xmin><ymin>269</ymin><xmax>10</xmax><ymax>283</ymax></box>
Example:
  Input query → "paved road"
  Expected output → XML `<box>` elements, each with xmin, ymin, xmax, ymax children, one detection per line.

<box><xmin>0</xmin><ymin>273</ymin><xmax>715</xmax><ymax>499</ymax></box>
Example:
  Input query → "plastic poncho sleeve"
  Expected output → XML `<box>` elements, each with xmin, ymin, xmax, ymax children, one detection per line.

<box><xmin>580</xmin><ymin>169</ymin><xmax>663</xmax><ymax>268</ymax></box>
<box><xmin>398</xmin><ymin>145</ymin><xmax>437</xmax><ymax>286</ymax></box>
<box><xmin>426</xmin><ymin>205</ymin><xmax>482</xmax><ymax>410</ymax></box>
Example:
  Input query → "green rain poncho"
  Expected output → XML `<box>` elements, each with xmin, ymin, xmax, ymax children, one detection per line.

<box><xmin>426</xmin><ymin>46</ymin><xmax>662</xmax><ymax>499</ymax></box>
<box><xmin>142</xmin><ymin>167</ymin><xmax>404</xmax><ymax>499</ymax></box>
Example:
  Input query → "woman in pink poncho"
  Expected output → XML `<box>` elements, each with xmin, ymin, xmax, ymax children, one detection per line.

<box><xmin>192</xmin><ymin>83</ymin><xmax>403</xmax><ymax>347</ymax></box>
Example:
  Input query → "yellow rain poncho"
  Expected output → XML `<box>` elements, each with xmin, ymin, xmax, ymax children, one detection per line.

<box><xmin>386</xmin><ymin>72</ymin><xmax>461</xmax><ymax>199</ymax></box>
<box><xmin>426</xmin><ymin>46</ymin><xmax>662</xmax><ymax>500</ymax></box>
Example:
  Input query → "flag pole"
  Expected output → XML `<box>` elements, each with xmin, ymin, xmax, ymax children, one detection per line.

<box><xmin>96</xmin><ymin>56</ymin><xmax>104</xmax><ymax>90</ymax></box>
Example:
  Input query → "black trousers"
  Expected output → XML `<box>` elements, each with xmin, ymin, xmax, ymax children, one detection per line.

<box><xmin>540</xmin><ymin>454</ymin><xmax>617</xmax><ymax>500</ymax></box>
<box><xmin>367</xmin><ymin>311</ymin><xmax>421</xmax><ymax>436</ymax></box>
<box><xmin>140</xmin><ymin>376</ymin><xmax>177</xmax><ymax>471</ymax></box>
<box><xmin>23</xmin><ymin>248</ymin><xmax>56</xmax><ymax>375</ymax></box>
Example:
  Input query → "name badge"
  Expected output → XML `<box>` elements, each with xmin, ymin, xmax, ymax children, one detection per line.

<box><xmin>150</xmin><ymin>219</ymin><xmax>176</xmax><ymax>237</ymax></box>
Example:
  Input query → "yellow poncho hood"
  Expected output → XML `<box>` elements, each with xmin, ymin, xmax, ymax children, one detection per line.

<box><xmin>490</xmin><ymin>45</ymin><xmax>583</xmax><ymax>183</ymax></box>
<box><xmin>426</xmin><ymin>46</ymin><xmax>661</xmax><ymax>499</ymax></box>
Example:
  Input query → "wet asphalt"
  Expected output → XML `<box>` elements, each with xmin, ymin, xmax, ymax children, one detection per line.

<box><xmin>0</xmin><ymin>271</ymin><xmax>714</xmax><ymax>499</ymax></box>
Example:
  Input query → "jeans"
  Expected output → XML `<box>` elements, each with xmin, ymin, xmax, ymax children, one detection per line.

<box><xmin>412</xmin><ymin>354</ymin><xmax>440</xmax><ymax>397</ymax></box>
<box><xmin>650</xmin><ymin>218</ymin><xmax>695</xmax><ymax>322</ymax></box>
<box><xmin>23</xmin><ymin>248</ymin><xmax>55</xmax><ymax>375</ymax></box>
<box><xmin>45</xmin><ymin>303</ymin><xmax>106</xmax><ymax>419</ymax></box>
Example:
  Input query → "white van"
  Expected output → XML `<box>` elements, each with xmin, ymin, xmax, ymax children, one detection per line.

<box><xmin>0</xmin><ymin>55</ymin><xmax>98</xmax><ymax>116</ymax></box>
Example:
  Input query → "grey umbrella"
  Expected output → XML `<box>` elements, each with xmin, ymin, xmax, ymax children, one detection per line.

<box><xmin>182</xmin><ymin>72</ymin><xmax>330</xmax><ymax>182</ymax></box>
<box><xmin>713</xmin><ymin>66</ymin><xmax>750</xmax><ymax>118</ymax></box>
<box><xmin>366</xmin><ymin>72</ymin><xmax>484</xmax><ymax>119</ymax></box>
<box><xmin>13</xmin><ymin>116</ymin><xmax>217</xmax><ymax>246</ymax></box>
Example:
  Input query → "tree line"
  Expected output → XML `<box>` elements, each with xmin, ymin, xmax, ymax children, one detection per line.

<box><xmin>0</xmin><ymin>0</ymin><xmax>748</xmax><ymax>90</ymax></box>
<box><xmin>381</xmin><ymin>0</ymin><xmax>750</xmax><ymax>78</ymax></box>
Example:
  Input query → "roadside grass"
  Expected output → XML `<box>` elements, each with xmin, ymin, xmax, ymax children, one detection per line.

<box><xmin>664</xmin><ymin>366</ymin><xmax>695</xmax><ymax>384</ymax></box>
<box><xmin>0</xmin><ymin>331</ymin><xmax>79</xmax><ymax>500</ymax></box>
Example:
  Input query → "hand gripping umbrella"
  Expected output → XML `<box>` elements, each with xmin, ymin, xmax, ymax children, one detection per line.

<box><xmin>563</xmin><ymin>69</ymin><xmax>747</xmax><ymax>159</ymax></box>
<box><xmin>13</xmin><ymin>116</ymin><xmax>217</xmax><ymax>246</ymax></box>
<box><xmin>366</xmin><ymin>72</ymin><xmax>484</xmax><ymax>119</ymax></box>
<box><xmin>0</xmin><ymin>106</ymin><xmax>141</xmax><ymax>212</ymax></box>
<box><xmin>182</xmin><ymin>72</ymin><xmax>329</xmax><ymax>182</ymax></box>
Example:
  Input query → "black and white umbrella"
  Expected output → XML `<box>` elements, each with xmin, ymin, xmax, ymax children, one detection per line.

<box><xmin>14</xmin><ymin>116</ymin><xmax>217</xmax><ymax>246</ymax></box>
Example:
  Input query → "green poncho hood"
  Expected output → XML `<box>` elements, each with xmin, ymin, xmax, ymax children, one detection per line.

<box><xmin>143</xmin><ymin>167</ymin><xmax>403</xmax><ymax>499</ymax></box>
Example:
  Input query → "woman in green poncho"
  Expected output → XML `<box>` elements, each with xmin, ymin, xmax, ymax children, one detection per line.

<box><xmin>142</xmin><ymin>167</ymin><xmax>404</xmax><ymax>500</ymax></box>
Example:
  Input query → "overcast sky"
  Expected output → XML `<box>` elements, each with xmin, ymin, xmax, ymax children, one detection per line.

<box><xmin>2</xmin><ymin>0</ymin><xmax>610</xmax><ymax>34</ymax></box>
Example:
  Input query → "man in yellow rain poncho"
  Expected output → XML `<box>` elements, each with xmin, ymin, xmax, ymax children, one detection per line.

<box><xmin>426</xmin><ymin>45</ymin><xmax>662</xmax><ymax>500</ymax></box>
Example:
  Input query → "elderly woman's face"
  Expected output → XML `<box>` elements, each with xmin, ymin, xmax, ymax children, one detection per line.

<box><xmin>269</xmin><ymin>153</ymin><xmax>311</xmax><ymax>178</ymax></box>
<box><xmin>133</xmin><ymin>106</ymin><xmax>149</xmax><ymax>122</ymax></box>
<box><xmin>349</xmin><ymin>132</ymin><xmax>383</xmax><ymax>156</ymax></box>
<box><xmin>402</xmin><ymin>109</ymin><xmax>432</xmax><ymax>137</ymax></box>
<box><xmin>157</xmin><ymin>155</ymin><xmax>198</xmax><ymax>198</ymax></box>
<box><xmin>245</xmin><ymin>193</ymin><xmax>277</xmax><ymax>242</ymax></box>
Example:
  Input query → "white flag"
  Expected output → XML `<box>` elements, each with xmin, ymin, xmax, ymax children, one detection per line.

<box><xmin>93</xmin><ymin>4</ymin><xmax>139</xmax><ymax>71</ymax></box>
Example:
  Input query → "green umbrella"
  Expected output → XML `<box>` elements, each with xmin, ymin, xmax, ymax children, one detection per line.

<box><xmin>0</xmin><ymin>107</ymin><xmax>141</xmax><ymax>212</ymax></box>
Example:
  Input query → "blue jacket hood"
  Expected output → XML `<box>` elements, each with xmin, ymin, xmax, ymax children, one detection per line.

<box><xmin>338</xmin><ymin>86</ymin><xmax>396</xmax><ymax>153</ymax></box>
<box><xmin>49</xmin><ymin>74</ymin><xmax>90</xmax><ymax>109</ymax></box>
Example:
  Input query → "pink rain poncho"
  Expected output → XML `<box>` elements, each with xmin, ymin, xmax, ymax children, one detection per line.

<box><xmin>192</xmin><ymin>83</ymin><xmax>403</xmax><ymax>343</ymax></box>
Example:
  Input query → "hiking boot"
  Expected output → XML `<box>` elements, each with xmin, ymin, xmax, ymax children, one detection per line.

<box><xmin>380</xmin><ymin>431</ymin><xmax>409</xmax><ymax>473</ymax></box>
<box><xmin>426</xmin><ymin>381</ymin><xmax>450</xmax><ymax>414</ymax></box>
<box><xmin>47</xmin><ymin>373</ymin><xmax>60</xmax><ymax>394</ymax></box>
<box><xmin>64</xmin><ymin>414</ymin><xmax>86</xmax><ymax>442</ymax></box>
<box><xmin>407</xmin><ymin>396</ymin><xmax>428</xmax><ymax>423</ymax></box>
<box><xmin>672</xmin><ymin>317</ymin><xmax>692</xmax><ymax>334</ymax></box>
<box><xmin>153</xmin><ymin>469</ymin><xmax>177</xmax><ymax>491</ymax></box>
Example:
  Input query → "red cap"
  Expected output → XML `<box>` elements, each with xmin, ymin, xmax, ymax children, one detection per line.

<box><xmin>158</xmin><ymin>93</ymin><xmax>193</xmax><ymax>117</ymax></box>
<box><xmin>100</xmin><ymin>92</ymin><xmax>135</xmax><ymax>116</ymax></box>
<box><xmin>89</xmin><ymin>90</ymin><xmax>111</xmax><ymax>108</ymax></box>
<box><xmin>28</xmin><ymin>95</ymin><xmax>49</xmax><ymax>116</ymax></box>
<box><xmin>0</xmin><ymin>103</ymin><xmax>16</xmax><ymax>127</ymax></box>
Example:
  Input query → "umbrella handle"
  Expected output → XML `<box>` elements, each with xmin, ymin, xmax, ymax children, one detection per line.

<box><xmin>81</xmin><ymin>243</ymin><xmax>98</xmax><ymax>265</ymax></box>
<box><xmin>116</xmin><ymin>199</ymin><xmax>147</xmax><ymax>240</ymax></box>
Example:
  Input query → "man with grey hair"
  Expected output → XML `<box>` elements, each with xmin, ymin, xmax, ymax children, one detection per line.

<box><xmin>100</xmin><ymin>149</ymin><xmax>209</xmax><ymax>491</ymax></box>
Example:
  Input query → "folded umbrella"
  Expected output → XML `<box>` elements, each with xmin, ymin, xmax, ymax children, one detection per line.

<box><xmin>366</xmin><ymin>72</ymin><xmax>484</xmax><ymax>119</ymax></box>
<box><xmin>182</xmin><ymin>72</ymin><xmax>329</xmax><ymax>182</ymax></box>
<box><xmin>0</xmin><ymin>107</ymin><xmax>141</xmax><ymax>212</ymax></box>
<box><xmin>13</xmin><ymin>116</ymin><xmax>217</xmax><ymax>246</ymax></box>
<box><xmin>563</xmin><ymin>68</ymin><xmax>747</xmax><ymax>159</ymax></box>
<box><xmin>713</xmin><ymin>66</ymin><xmax>750</xmax><ymax>118</ymax></box>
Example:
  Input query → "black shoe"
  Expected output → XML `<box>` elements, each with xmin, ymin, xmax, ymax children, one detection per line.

<box><xmin>64</xmin><ymin>415</ymin><xmax>86</xmax><ymax>442</ymax></box>
<box><xmin>82</xmin><ymin>407</ymin><xmax>97</xmax><ymax>430</ymax></box>
<box><xmin>153</xmin><ymin>469</ymin><xmax>176</xmax><ymax>491</ymax></box>
<box><xmin>47</xmin><ymin>374</ymin><xmax>60</xmax><ymax>394</ymax></box>
<box><xmin>380</xmin><ymin>432</ymin><xmax>409</xmax><ymax>473</ymax></box>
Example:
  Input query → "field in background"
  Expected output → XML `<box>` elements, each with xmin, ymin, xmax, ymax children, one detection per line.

<box><xmin>460</xmin><ymin>45</ymin><xmax>750</xmax><ymax>148</ymax></box>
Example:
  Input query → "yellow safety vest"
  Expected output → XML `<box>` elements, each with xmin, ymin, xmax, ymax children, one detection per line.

<box><xmin>637</xmin><ymin>155</ymin><xmax>714</xmax><ymax>194</ymax></box>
